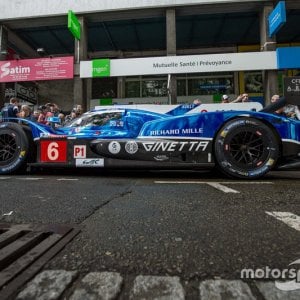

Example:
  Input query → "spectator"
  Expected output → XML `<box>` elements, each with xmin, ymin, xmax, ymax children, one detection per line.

<box><xmin>37</xmin><ymin>105</ymin><xmax>49</xmax><ymax>124</ymax></box>
<box><xmin>284</xmin><ymin>104</ymin><xmax>300</xmax><ymax>120</ymax></box>
<box><xmin>270</xmin><ymin>94</ymin><xmax>300</xmax><ymax>119</ymax></box>
<box><xmin>1</xmin><ymin>97</ymin><xmax>20</xmax><ymax>122</ymax></box>
<box><xmin>58</xmin><ymin>113</ymin><xmax>65</xmax><ymax>126</ymax></box>
<box><xmin>32</xmin><ymin>110</ymin><xmax>40</xmax><ymax>122</ymax></box>
<box><xmin>45</xmin><ymin>103</ymin><xmax>54</xmax><ymax>119</ymax></box>
<box><xmin>73</xmin><ymin>104</ymin><xmax>83</xmax><ymax>116</ymax></box>
<box><xmin>19</xmin><ymin>105</ymin><xmax>36</xmax><ymax>122</ymax></box>
<box><xmin>221</xmin><ymin>95</ymin><xmax>230</xmax><ymax>103</ymax></box>
<box><xmin>270</xmin><ymin>94</ymin><xmax>284</xmax><ymax>115</ymax></box>
<box><xmin>64</xmin><ymin>110</ymin><xmax>77</xmax><ymax>124</ymax></box>
<box><xmin>231</xmin><ymin>93</ymin><xmax>249</xmax><ymax>103</ymax></box>
<box><xmin>193</xmin><ymin>99</ymin><xmax>202</xmax><ymax>105</ymax></box>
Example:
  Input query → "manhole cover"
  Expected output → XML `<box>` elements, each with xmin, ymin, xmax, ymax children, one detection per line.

<box><xmin>0</xmin><ymin>223</ymin><xmax>80</xmax><ymax>300</ymax></box>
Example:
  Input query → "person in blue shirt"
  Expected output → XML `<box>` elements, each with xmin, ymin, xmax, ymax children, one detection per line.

<box><xmin>1</xmin><ymin>97</ymin><xmax>20</xmax><ymax>122</ymax></box>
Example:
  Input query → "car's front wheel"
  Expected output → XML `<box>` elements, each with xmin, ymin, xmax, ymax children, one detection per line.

<box><xmin>214</xmin><ymin>118</ymin><xmax>279</xmax><ymax>179</ymax></box>
<box><xmin>0</xmin><ymin>122</ymin><xmax>30</xmax><ymax>174</ymax></box>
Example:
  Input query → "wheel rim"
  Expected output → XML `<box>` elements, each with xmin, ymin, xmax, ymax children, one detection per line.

<box><xmin>227</xmin><ymin>129</ymin><xmax>265</xmax><ymax>168</ymax></box>
<box><xmin>0</xmin><ymin>133</ymin><xmax>18</xmax><ymax>162</ymax></box>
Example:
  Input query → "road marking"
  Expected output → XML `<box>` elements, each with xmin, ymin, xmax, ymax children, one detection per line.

<box><xmin>266</xmin><ymin>211</ymin><xmax>300</xmax><ymax>232</ymax></box>
<box><xmin>155</xmin><ymin>181</ymin><xmax>273</xmax><ymax>193</ymax></box>
<box><xmin>222</xmin><ymin>182</ymin><xmax>274</xmax><ymax>184</ymax></box>
<box><xmin>18</xmin><ymin>177</ymin><xmax>44</xmax><ymax>180</ymax></box>
<box><xmin>57</xmin><ymin>178</ymin><xmax>79</xmax><ymax>181</ymax></box>
<box><xmin>0</xmin><ymin>177</ymin><xmax>11</xmax><ymax>180</ymax></box>
<box><xmin>206</xmin><ymin>182</ymin><xmax>239</xmax><ymax>193</ymax></box>
<box><xmin>155</xmin><ymin>181</ymin><xmax>273</xmax><ymax>184</ymax></box>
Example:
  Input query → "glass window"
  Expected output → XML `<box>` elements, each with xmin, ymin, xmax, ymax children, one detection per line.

<box><xmin>188</xmin><ymin>77</ymin><xmax>233</xmax><ymax>95</ymax></box>
<box><xmin>142</xmin><ymin>79</ymin><xmax>168</xmax><ymax>97</ymax></box>
<box><xmin>244</xmin><ymin>71</ymin><xmax>263</xmax><ymax>93</ymax></box>
<box><xmin>92</xmin><ymin>78</ymin><xmax>117</xmax><ymax>98</ymax></box>
<box><xmin>177</xmin><ymin>79</ymin><xmax>187</xmax><ymax>96</ymax></box>
<box><xmin>125</xmin><ymin>81</ymin><xmax>141</xmax><ymax>98</ymax></box>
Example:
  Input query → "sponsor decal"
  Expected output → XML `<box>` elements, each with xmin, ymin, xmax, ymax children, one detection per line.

<box><xmin>109</xmin><ymin>120</ymin><xmax>124</xmax><ymax>127</ymax></box>
<box><xmin>19</xmin><ymin>150</ymin><xmax>26</xmax><ymax>158</ymax></box>
<box><xmin>108</xmin><ymin>141</ymin><xmax>121</xmax><ymax>154</ymax></box>
<box><xmin>149</xmin><ymin>128</ymin><xmax>203</xmax><ymax>136</ymax></box>
<box><xmin>74</xmin><ymin>145</ymin><xmax>86</xmax><ymax>158</ymax></box>
<box><xmin>76</xmin><ymin>158</ymin><xmax>104</xmax><ymax>167</ymax></box>
<box><xmin>0</xmin><ymin>157</ymin><xmax>22</xmax><ymax>172</ymax></box>
<box><xmin>142</xmin><ymin>141</ymin><xmax>209</xmax><ymax>152</ymax></box>
<box><xmin>154</xmin><ymin>155</ymin><xmax>169</xmax><ymax>161</ymax></box>
<box><xmin>125</xmin><ymin>141</ymin><xmax>139</xmax><ymax>154</ymax></box>
<box><xmin>266</xmin><ymin>158</ymin><xmax>275</xmax><ymax>166</ymax></box>
<box><xmin>40</xmin><ymin>133</ymin><xmax>67</xmax><ymax>138</ymax></box>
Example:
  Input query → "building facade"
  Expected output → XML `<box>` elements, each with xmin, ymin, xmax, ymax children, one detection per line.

<box><xmin>0</xmin><ymin>0</ymin><xmax>299</xmax><ymax>110</ymax></box>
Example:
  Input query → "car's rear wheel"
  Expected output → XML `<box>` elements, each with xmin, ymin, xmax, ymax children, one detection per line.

<box><xmin>0</xmin><ymin>122</ymin><xmax>30</xmax><ymax>174</ymax></box>
<box><xmin>214</xmin><ymin>118</ymin><xmax>279</xmax><ymax>179</ymax></box>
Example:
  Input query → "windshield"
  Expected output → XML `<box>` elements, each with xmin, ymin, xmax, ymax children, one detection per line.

<box><xmin>65</xmin><ymin>111</ymin><xmax>124</xmax><ymax>128</ymax></box>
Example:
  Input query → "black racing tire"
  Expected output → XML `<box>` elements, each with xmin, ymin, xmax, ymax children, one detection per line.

<box><xmin>0</xmin><ymin>122</ymin><xmax>30</xmax><ymax>174</ymax></box>
<box><xmin>214</xmin><ymin>118</ymin><xmax>279</xmax><ymax>179</ymax></box>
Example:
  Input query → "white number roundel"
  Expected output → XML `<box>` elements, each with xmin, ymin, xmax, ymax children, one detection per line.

<box><xmin>47</xmin><ymin>142</ymin><xmax>59</xmax><ymax>160</ymax></box>
<box><xmin>108</xmin><ymin>141</ymin><xmax>121</xmax><ymax>154</ymax></box>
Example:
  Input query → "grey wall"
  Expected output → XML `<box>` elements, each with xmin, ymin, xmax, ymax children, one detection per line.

<box><xmin>37</xmin><ymin>80</ymin><xmax>73</xmax><ymax>111</ymax></box>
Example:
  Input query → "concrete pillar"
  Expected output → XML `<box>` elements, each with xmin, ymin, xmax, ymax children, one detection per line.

<box><xmin>0</xmin><ymin>26</ymin><xmax>8</xmax><ymax>108</ymax></box>
<box><xmin>233</xmin><ymin>72</ymin><xmax>239</xmax><ymax>96</ymax></box>
<box><xmin>260</xmin><ymin>5</ymin><xmax>278</xmax><ymax>105</ymax></box>
<box><xmin>117</xmin><ymin>77</ymin><xmax>125</xmax><ymax>98</ymax></box>
<box><xmin>166</xmin><ymin>9</ymin><xmax>177</xmax><ymax>104</ymax></box>
<box><xmin>73</xmin><ymin>17</ymin><xmax>89</xmax><ymax>112</ymax></box>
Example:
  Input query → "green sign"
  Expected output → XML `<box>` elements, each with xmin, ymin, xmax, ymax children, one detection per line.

<box><xmin>99</xmin><ymin>98</ymin><xmax>113</xmax><ymax>105</ymax></box>
<box><xmin>92</xmin><ymin>59</ymin><xmax>110</xmax><ymax>77</ymax></box>
<box><xmin>68</xmin><ymin>10</ymin><xmax>81</xmax><ymax>40</ymax></box>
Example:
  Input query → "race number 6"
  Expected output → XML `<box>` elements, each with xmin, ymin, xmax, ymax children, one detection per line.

<box><xmin>40</xmin><ymin>140</ymin><xmax>67</xmax><ymax>162</ymax></box>
<box><xmin>48</xmin><ymin>142</ymin><xmax>59</xmax><ymax>160</ymax></box>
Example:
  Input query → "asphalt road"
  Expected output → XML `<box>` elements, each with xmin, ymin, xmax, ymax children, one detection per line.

<box><xmin>0</xmin><ymin>169</ymin><xmax>300</xmax><ymax>298</ymax></box>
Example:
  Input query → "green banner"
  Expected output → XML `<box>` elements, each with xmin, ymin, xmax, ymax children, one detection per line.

<box><xmin>213</xmin><ymin>94</ymin><xmax>222</xmax><ymax>103</ymax></box>
<box><xmin>99</xmin><ymin>98</ymin><xmax>113</xmax><ymax>105</ymax></box>
<box><xmin>68</xmin><ymin>10</ymin><xmax>81</xmax><ymax>40</ymax></box>
<box><xmin>92</xmin><ymin>59</ymin><xmax>110</xmax><ymax>77</ymax></box>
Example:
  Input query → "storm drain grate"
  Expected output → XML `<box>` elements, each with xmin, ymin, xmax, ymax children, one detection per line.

<box><xmin>0</xmin><ymin>223</ymin><xmax>80</xmax><ymax>300</ymax></box>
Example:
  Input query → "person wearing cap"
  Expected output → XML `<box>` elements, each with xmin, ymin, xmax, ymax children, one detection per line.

<box><xmin>221</xmin><ymin>95</ymin><xmax>229</xmax><ymax>103</ymax></box>
<box><xmin>193</xmin><ymin>99</ymin><xmax>202</xmax><ymax>105</ymax></box>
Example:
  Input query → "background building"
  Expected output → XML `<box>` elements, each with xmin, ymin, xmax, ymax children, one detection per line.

<box><xmin>0</xmin><ymin>0</ymin><xmax>299</xmax><ymax>110</ymax></box>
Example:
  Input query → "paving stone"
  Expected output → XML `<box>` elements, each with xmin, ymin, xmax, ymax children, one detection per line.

<box><xmin>200</xmin><ymin>279</ymin><xmax>256</xmax><ymax>300</ymax></box>
<box><xmin>16</xmin><ymin>270</ymin><xmax>77</xmax><ymax>300</ymax></box>
<box><xmin>130</xmin><ymin>275</ymin><xmax>185</xmax><ymax>300</ymax></box>
<box><xmin>69</xmin><ymin>272</ymin><xmax>123</xmax><ymax>300</ymax></box>
<box><xmin>256</xmin><ymin>281</ymin><xmax>300</xmax><ymax>300</ymax></box>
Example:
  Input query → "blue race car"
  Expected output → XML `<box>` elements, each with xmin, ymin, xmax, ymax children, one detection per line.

<box><xmin>0</xmin><ymin>98</ymin><xmax>299</xmax><ymax>179</ymax></box>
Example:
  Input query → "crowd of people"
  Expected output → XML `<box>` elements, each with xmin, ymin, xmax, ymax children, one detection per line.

<box><xmin>1</xmin><ymin>94</ymin><xmax>299</xmax><ymax>124</ymax></box>
<box><xmin>193</xmin><ymin>93</ymin><xmax>300</xmax><ymax>120</ymax></box>
<box><xmin>1</xmin><ymin>98</ymin><xmax>83</xmax><ymax>126</ymax></box>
